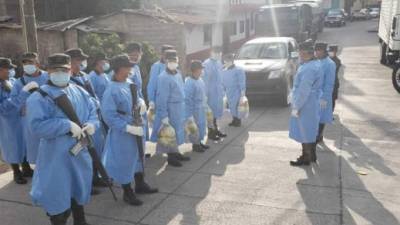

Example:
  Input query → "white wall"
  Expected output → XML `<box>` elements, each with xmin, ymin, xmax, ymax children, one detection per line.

<box><xmin>185</xmin><ymin>24</ymin><xmax>211</xmax><ymax>54</ymax></box>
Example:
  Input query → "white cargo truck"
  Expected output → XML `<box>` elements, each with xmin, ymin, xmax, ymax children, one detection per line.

<box><xmin>378</xmin><ymin>0</ymin><xmax>400</xmax><ymax>92</ymax></box>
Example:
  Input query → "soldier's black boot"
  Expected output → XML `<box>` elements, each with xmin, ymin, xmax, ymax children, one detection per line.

<box><xmin>49</xmin><ymin>210</ymin><xmax>71</xmax><ymax>225</ymax></box>
<box><xmin>71</xmin><ymin>199</ymin><xmax>90</xmax><ymax>225</ymax></box>
<box><xmin>311</xmin><ymin>143</ymin><xmax>317</xmax><ymax>163</ymax></box>
<box><xmin>316</xmin><ymin>124</ymin><xmax>325</xmax><ymax>143</ymax></box>
<box><xmin>229</xmin><ymin>117</ymin><xmax>241</xmax><ymax>127</ymax></box>
<box><xmin>290</xmin><ymin>144</ymin><xmax>311</xmax><ymax>166</ymax></box>
<box><xmin>21</xmin><ymin>159</ymin><xmax>34</xmax><ymax>177</ymax></box>
<box><xmin>192</xmin><ymin>144</ymin><xmax>205</xmax><ymax>153</ymax></box>
<box><xmin>167</xmin><ymin>153</ymin><xmax>182</xmax><ymax>167</ymax></box>
<box><xmin>214</xmin><ymin>118</ymin><xmax>227</xmax><ymax>138</ymax></box>
<box><xmin>11</xmin><ymin>164</ymin><xmax>27</xmax><ymax>185</ymax></box>
<box><xmin>122</xmin><ymin>183</ymin><xmax>143</xmax><ymax>206</ymax></box>
<box><xmin>200</xmin><ymin>143</ymin><xmax>210</xmax><ymax>150</ymax></box>
<box><xmin>208</xmin><ymin>128</ymin><xmax>220</xmax><ymax>141</ymax></box>
<box><xmin>175</xmin><ymin>152</ymin><xmax>191</xmax><ymax>161</ymax></box>
<box><xmin>134</xmin><ymin>173</ymin><xmax>158</xmax><ymax>194</ymax></box>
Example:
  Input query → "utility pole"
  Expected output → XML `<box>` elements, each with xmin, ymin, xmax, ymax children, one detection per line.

<box><xmin>19</xmin><ymin>0</ymin><xmax>39</xmax><ymax>53</ymax></box>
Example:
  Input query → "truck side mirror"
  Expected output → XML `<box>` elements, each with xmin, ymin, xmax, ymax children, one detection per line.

<box><xmin>392</xmin><ymin>16</ymin><xmax>400</xmax><ymax>40</ymax></box>
<box><xmin>290</xmin><ymin>52</ymin><xmax>299</xmax><ymax>59</ymax></box>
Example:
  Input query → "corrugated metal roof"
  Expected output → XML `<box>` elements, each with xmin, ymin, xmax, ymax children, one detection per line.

<box><xmin>38</xmin><ymin>17</ymin><xmax>93</xmax><ymax>32</ymax></box>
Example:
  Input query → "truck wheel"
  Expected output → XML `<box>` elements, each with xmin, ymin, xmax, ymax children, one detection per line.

<box><xmin>380</xmin><ymin>42</ymin><xmax>387</xmax><ymax>65</ymax></box>
<box><xmin>392</xmin><ymin>67</ymin><xmax>400</xmax><ymax>94</ymax></box>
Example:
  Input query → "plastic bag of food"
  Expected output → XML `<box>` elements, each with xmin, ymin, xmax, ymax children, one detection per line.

<box><xmin>185</xmin><ymin>118</ymin><xmax>200</xmax><ymax>144</ymax></box>
<box><xmin>147</xmin><ymin>107</ymin><xmax>155</xmax><ymax>127</ymax></box>
<box><xmin>156</xmin><ymin>123</ymin><xmax>178</xmax><ymax>154</ymax></box>
<box><xmin>206</xmin><ymin>106</ymin><xmax>214</xmax><ymax>125</ymax></box>
<box><xmin>238</xmin><ymin>96</ymin><xmax>249</xmax><ymax>119</ymax></box>
<box><xmin>223</xmin><ymin>95</ymin><xmax>229</xmax><ymax>111</ymax></box>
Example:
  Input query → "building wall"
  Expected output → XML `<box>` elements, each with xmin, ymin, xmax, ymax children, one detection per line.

<box><xmin>0</xmin><ymin>28</ymin><xmax>72</xmax><ymax>63</ymax></box>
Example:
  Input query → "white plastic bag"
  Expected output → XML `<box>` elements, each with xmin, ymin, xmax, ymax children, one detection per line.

<box><xmin>185</xmin><ymin>118</ymin><xmax>200</xmax><ymax>144</ymax></box>
<box><xmin>156</xmin><ymin>123</ymin><xmax>178</xmax><ymax>154</ymax></box>
<box><xmin>238</xmin><ymin>96</ymin><xmax>249</xmax><ymax>119</ymax></box>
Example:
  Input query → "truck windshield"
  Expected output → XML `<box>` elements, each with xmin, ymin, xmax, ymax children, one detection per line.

<box><xmin>237</xmin><ymin>42</ymin><xmax>288</xmax><ymax>59</ymax></box>
<box><xmin>328</xmin><ymin>10</ymin><xmax>341</xmax><ymax>16</ymax></box>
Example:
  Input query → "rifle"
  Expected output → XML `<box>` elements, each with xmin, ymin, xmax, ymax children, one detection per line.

<box><xmin>129</xmin><ymin>84</ymin><xmax>145</xmax><ymax>174</ymax></box>
<box><xmin>39</xmin><ymin>89</ymin><xmax>117</xmax><ymax>201</ymax></box>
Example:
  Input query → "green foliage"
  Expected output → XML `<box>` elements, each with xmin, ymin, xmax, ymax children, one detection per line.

<box><xmin>80</xmin><ymin>33</ymin><xmax>124</xmax><ymax>58</ymax></box>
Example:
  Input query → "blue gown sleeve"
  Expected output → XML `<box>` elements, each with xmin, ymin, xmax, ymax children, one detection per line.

<box><xmin>147</xmin><ymin>63</ymin><xmax>159</xmax><ymax>103</ymax></box>
<box><xmin>321</xmin><ymin>62</ymin><xmax>336</xmax><ymax>101</ymax></box>
<box><xmin>101</xmin><ymin>90</ymin><xmax>128</xmax><ymax>132</ymax></box>
<box><xmin>0</xmin><ymin>93</ymin><xmax>18</xmax><ymax>116</ymax></box>
<box><xmin>26</xmin><ymin>93</ymin><xmax>71</xmax><ymax>139</ymax></box>
<box><xmin>155</xmin><ymin>76</ymin><xmax>170</xmax><ymax>120</ymax></box>
<box><xmin>202</xmin><ymin>63</ymin><xmax>210</xmax><ymax>95</ymax></box>
<box><xmin>184</xmin><ymin>80</ymin><xmax>195</xmax><ymax>119</ymax></box>
<box><xmin>292</xmin><ymin>70</ymin><xmax>315</xmax><ymax>111</ymax></box>
<box><xmin>10</xmin><ymin>81</ymin><xmax>30</xmax><ymax>111</ymax></box>
<box><xmin>238</xmin><ymin>68</ymin><xmax>246</xmax><ymax>91</ymax></box>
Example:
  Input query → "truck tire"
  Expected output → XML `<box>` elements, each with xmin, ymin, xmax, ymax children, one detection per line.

<box><xmin>392</xmin><ymin>67</ymin><xmax>400</xmax><ymax>94</ymax></box>
<box><xmin>380</xmin><ymin>42</ymin><xmax>387</xmax><ymax>65</ymax></box>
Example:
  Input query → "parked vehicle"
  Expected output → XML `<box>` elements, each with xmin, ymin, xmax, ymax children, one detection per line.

<box><xmin>369</xmin><ymin>7</ymin><xmax>380</xmax><ymax>18</ymax></box>
<box><xmin>378</xmin><ymin>0</ymin><xmax>400</xmax><ymax>93</ymax></box>
<box><xmin>255</xmin><ymin>2</ymin><xmax>324</xmax><ymax>42</ymax></box>
<box><xmin>234</xmin><ymin>37</ymin><xmax>299</xmax><ymax>106</ymax></box>
<box><xmin>351</xmin><ymin>8</ymin><xmax>371</xmax><ymax>21</ymax></box>
<box><xmin>325</xmin><ymin>9</ymin><xmax>346</xmax><ymax>27</ymax></box>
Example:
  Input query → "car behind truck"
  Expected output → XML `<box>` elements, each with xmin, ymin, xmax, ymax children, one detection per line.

<box><xmin>378</xmin><ymin>0</ymin><xmax>400</xmax><ymax>92</ymax></box>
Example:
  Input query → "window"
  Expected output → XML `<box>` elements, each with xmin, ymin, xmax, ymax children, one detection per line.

<box><xmin>203</xmin><ymin>24</ymin><xmax>212</xmax><ymax>45</ymax></box>
<box><xmin>237</xmin><ymin>43</ymin><xmax>288</xmax><ymax>60</ymax></box>
<box><xmin>230</xmin><ymin>0</ymin><xmax>242</xmax><ymax>5</ymax></box>
<box><xmin>231</xmin><ymin>21</ymin><xmax>237</xmax><ymax>36</ymax></box>
<box><xmin>240</xmin><ymin>20</ymin><xmax>245</xmax><ymax>33</ymax></box>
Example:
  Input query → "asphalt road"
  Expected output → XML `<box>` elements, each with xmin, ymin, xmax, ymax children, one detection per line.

<box><xmin>0</xmin><ymin>19</ymin><xmax>399</xmax><ymax>225</ymax></box>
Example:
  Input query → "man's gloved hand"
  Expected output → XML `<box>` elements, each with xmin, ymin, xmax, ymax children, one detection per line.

<box><xmin>70</xmin><ymin>121</ymin><xmax>84</xmax><ymax>139</ymax></box>
<box><xmin>162</xmin><ymin>117</ymin><xmax>169</xmax><ymax>125</ymax></box>
<box><xmin>22</xmin><ymin>81</ymin><xmax>39</xmax><ymax>92</ymax></box>
<box><xmin>126</xmin><ymin>125</ymin><xmax>144</xmax><ymax>136</ymax></box>
<box><xmin>149</xmin><ymin>101</ymin><xmax>155</xmax><ymax>110</ymax></box>
<box><xmin>82</xmin><ymin>123</ymin><xmax>95</xmax><ymax>135</ymax></box>
<box><xmin>320</xmin><ymin>99</ymin><xmax>328</xmax><ymax>109</ymax></box>
<box><xmin>241</xmin><ymin>90</ymin><xmax>246</xmax><ymax>97</ymax></box>
<box><xmin>287</xmin><ymin>92</ymin><xmax>293</xmax><ymax>104</ymax></box>
<box><xmin>188</xmin><ymin>116</ymin><xmax>194</xmax><ymax>123</ymax></box>
<box><xmin>291</xmin><ymin>109</ymin><xmax>299</xmax><ymax>118</ymax></box>
<box><xmin>138</xmin><ymin>99</ymin><xmax>147</xmax><ymax>115</ymax></box>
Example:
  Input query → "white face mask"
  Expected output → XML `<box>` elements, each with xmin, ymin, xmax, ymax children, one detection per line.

<box><xmin>23</xmin><ymin>64</ymin><xmax>37</xmax><ymax>75</ymax></box>
<box><xmin>50</xmin><ymin>71</ymin><xmax>71</xmax><ymax>87</ymax></box>
<box><xmin>211</xmin><ymin>52</ymin><xmax>221</xmax><ymax>61</ymax></box>
<box><xmin>167</xmin><ymin>62</ymin><xmax>178</xmax><ymax>71</ymax></box>
<box><xmin>328</xmin><ymin>52</ymin><xmax>335</xmax><ymax>57</ymax></box>
<box><xmin>102</xmin><ymin>62</ymin><xmax>110</xmax><ymax>71</ymax></box>
<box><xmin>80</xmin><ymin>60</ymin><xmax>87</xmax><ymax>71</ymax></box>
<box><xmin>224</xmin><ymin>61</ymin><xmax>233</xmax><ymax>68</ymax></box>
<box><xmin>8</xmin><ymin>69</ymin><xmax>16</xmax><ymax>78</ymax></box>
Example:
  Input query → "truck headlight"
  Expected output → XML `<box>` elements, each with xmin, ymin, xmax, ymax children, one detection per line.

<box><xmin>269</xmin><ymin>70</ymin><xmax>283</xmax><ymax>79</ymax></box>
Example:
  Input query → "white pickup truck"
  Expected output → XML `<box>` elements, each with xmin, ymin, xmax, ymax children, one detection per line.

<box><xmin>378</xmin><ymin>0</ymin><xmax>400</xmax><ymax>92</ymax></box>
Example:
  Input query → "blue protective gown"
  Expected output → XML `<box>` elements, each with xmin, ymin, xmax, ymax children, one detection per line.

<box><xmin>10</xmin><ymin>71</ymin><xmax>49</xmax><ymax>163</ymax></box>
<box><xmin>27</xmin><ymin>83</ymin><xmax>98</xmax><ymax>216</ymax></box>
<box><xmin>147</xmin><ymin>60</ymin><xmax>166</xmax><ymax>103</ymax></box>
<box><xmin>184</xmin><ymin>77</ymin><xmax>207</xmax><ymax>140</ymax></box>
<box><xmin>150</xmin><ymin>70</ymin><xmax>185</xmax><ymax>149</ymax></box>
<box><xmin>319</xmin><ymin>56</ymin><xmax>336</xmax><ymax>124</ymax></box>
<box><xmin>70</xmin><ymin>73</ymin><xmax>105</xmax><ymax>157</ymax></box>
<box><xmin>0</xmin><ymin>79</ymin><xmax>24</xmax><ymax>163</ymax></box>
<box><xmin>101</xmin><ymin>80</ymin><xmax>144</xmax><ymax>184</ymax></box>
<box><xmin>221</xmin><ymin>65</ymin><xmax>246</xmax><ymax>118</ymax></box>
<box><xmin>289</xmin><ymin>59</ymin><xmax>322</xmax><ymax>143</ymax></box>
<box><xmin>202</xmin><ymin>58</ymin><xmax>224</xmax><ymax>119</ymax></box>
<box><xmin>87</xmin><ymin>70</ymin><xmax>110</xmax><ymax>102</ymax></box>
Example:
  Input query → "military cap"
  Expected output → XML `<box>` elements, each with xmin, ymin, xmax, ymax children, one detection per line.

<box><xmin>92</xmin><ymin>52</ymin><xmax>108</xmax><ymax>63</ymax></box>
<box><xmin>329</xmin><ymin>45</ymin><xmax>339</xmax><ymax>52</ymax></box>
<box><xmin>161</xmin><ymin>44</ymin><xmax>175</xmax><ymax>53</ymax></box>
<box><xmin>190</xmin><ymin>60</ymin><xmax>204</xmax><ymax>71</ymax></box>
<box><xmin>125</xmin><ymin>42</ymin><xmax>142</xmax><ymax>53</ymax></box>
<box><xmin>165</xmin><ymin>50</ymin><xmax>178</xmax><ymax>61</ymax></box>
<box><xmin>21</xmin><ymin>52</ymin><xmax>38</xmax><ymax>63</ymax></box>
<box><xmin>64</xmin><ymin>48</ymin><xmax>88</xmax><ymax>60</ymax></box>
<box><xmin>110</xmin><ymin>54</ymin><xmax>134</xmax><ymax>71</ymax></box>
<box><xmin>299</xmin><ymin>39</ymin><xmax>314</xmax><ymax>52</ymax></box>
<box><xmin>211</xmin><ymin>46</ymin><xmax>222</xmax><ymax>53</ymax></box>
<box><xmin>314</xmin><ymin>42</ymin><xmax>328</xmax><ymax>51</ymax></box>
<box><xmin>223</xmin><ymin>53</ymin><xmax>235</xmax><ymax>62</ymax></box>
<box><xmin>0</xmin><ymin>57</ymin><xmax>16</xmax><ymax>69</ymax></box>
<box><xmin>47</xmin><ymin>54</ymin><xmax>71</xmax><ymax>69</ymax></box>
